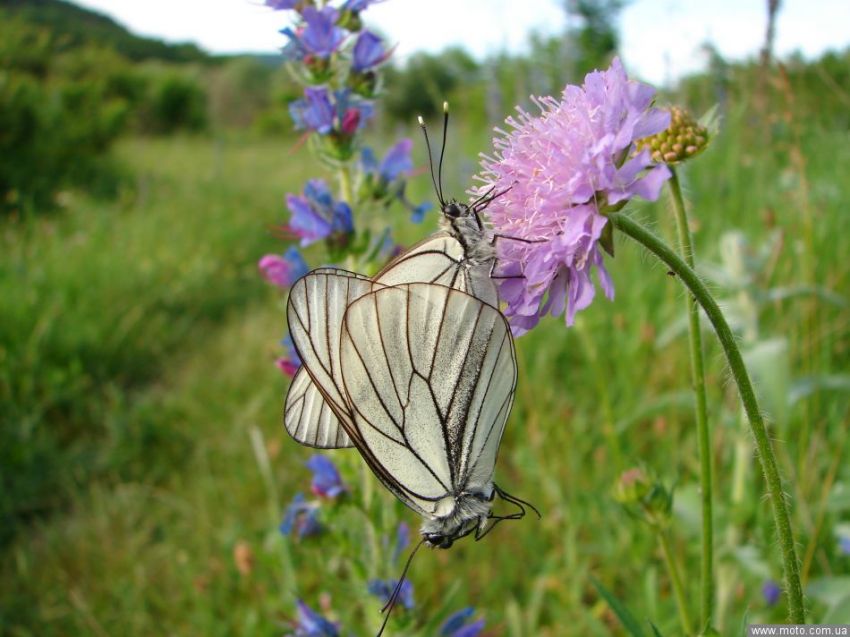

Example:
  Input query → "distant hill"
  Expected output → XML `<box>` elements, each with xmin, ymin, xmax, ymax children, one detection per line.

<box><xmin>0</xmin><ymin>0</ymin><xmax>211</xmax><ymax>63</ymax></box>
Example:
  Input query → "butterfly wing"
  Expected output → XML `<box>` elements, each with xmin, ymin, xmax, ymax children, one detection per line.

<box><xmin>284</xmin><ymin>268</ymin><xmax>374</xmax><ymax>448</ymax></box>
<box><xmin>284</xmin><ymin>367</ymin><xmax>354</xmax><ymax>448</ymax></box>
<box><xmin>376</xmin><ymin>231</ymin><xmax>498</xmax><ymax>307</ymax></box>
<box><xmin>339</xmin><ymin>283</ymin><xmax>517</xmax><ymax>517</ymax></box>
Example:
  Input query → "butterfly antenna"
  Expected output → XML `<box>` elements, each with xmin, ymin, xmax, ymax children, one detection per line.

<box><xmin>471</xmin><ymin>184</ymin><xmax>514</xmax><ymax>213</ymax></box>
<box><xmin>418</xmin><ymin>115</ymin><xmax>444</xmax><ymax>207</ymax></box>
<box><xmin>437</xmin><ymin>101</ymin><xmax>449</xmax><ymax>205</ymax></box>
<box><xmin>375</xmin><ymin>536</ymin><xmax>426</xmax><ymax>637</ymax></box>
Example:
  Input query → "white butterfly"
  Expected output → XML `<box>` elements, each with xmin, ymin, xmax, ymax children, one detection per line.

<box><xmin>283</xmin><ymin>105</ymin><xmax>537</xmax><ymax>556</ymax></box>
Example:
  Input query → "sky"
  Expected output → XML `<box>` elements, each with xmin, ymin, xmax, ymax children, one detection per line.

<box><xmin>72</xmin><ymin>0</ymin><xmax>850</xmax><ymax>85</ymax></box>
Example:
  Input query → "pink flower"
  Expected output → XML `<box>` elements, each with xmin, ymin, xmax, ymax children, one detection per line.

<box><xmin>475</xmin><ymin>58</ymin><xmax>671</xmax><ymax>334</ymax></box>
<box><xmin>258</xmin><ymin>246</ymin><xmax>309</xmax><ymax>288</ymax></box>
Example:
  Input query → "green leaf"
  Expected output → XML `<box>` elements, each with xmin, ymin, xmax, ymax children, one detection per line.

<box><xmin>590</xmin><ymin>577</ymin><xmax>646</xmax><ymax>637</ymax></box>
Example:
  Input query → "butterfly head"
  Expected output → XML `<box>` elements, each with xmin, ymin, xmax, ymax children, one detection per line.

<box><xmin>442</xmin><ymin>200</ymin><xmax>469</xmax><ymax>220</ymax></box>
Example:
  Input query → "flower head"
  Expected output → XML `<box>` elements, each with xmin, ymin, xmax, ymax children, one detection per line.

<box><xmin>762</xmin><ymin>580</ymin><xmax>781</xmax><ymax>606</ymax></box>
<box><xmin>280</xmin><ymin>493</ymin><xmax>322</xmax><ymax>539</ymax></box>
<box><xmin>300</xmin><ymin>7</ymin><xmax>345</xmax><ymax>59</ymax></box>
<box><xmin>259</xmin><ymin>246</ymin><xmax>309</xmax><ymax>288</ymax></box>
<box><xmin>286</xmin><ymin>179</ymin><xmax>353</xmax><ymax>247</ymax></box>
<box><xmin>289</xmin><ymin>599</ymin><xmax>339</xmax><ymax>637</ymax></box>
<box><xmin>351</xmin><ymin>30</ymin><xmax>390</xmax><ymax>72</ymax></box>
<box><xmin>306</xmin><ymin>455</ymin><xmax>346</xmax><ymax>499</ymax></box>
<box><xmin>475</xmin><ymin>58</ymin><xmax>671</xmax><ymax>334</ymax></box>
<box><xmin>440</xmin><ymin>608</ymin><xmax>486</xmax><ymax>637</ymax></box>
<box><xmin>276</xmin><ymin>335</ymin><xmax>302</xmax><ymax>377</ymax></box>
<box><xmin>637</xmin><ymin>105</ymin><xmax>709</xmax><ymax>165</ymax></box>
<box><xmin>367</xmin><ymin>578</ymin><xmax>415</xmax><ymax>610</ymax></box>
<box><xmin>839</xmin><ymin>534</ymin><xmax>850</xmax><ymax>556</ymax></box>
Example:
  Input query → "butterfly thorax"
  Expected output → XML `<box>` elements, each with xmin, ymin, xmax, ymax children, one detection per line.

<box><xmin>439</xmin><ymin>200</ymin><xmax>496</xmax><ymax>267</ymax></box>
<box><xmin>420</xmin><ymin>486</ymin><xmax>494</xmax><ymax>549</ymax></box>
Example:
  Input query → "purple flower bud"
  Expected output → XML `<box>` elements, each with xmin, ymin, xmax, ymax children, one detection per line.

<box><xmin>300</xmin><ymin>6</ymin><xmax>345</xmax><ymax>58</ymax></box>
<box><xmin>258</xmin><ymin>246</ymin><xmax>308</xmax><ymax>288</ymax></box>
<box><xmin>292</xmin><ymin>599</ymin><xmax>339</xmax><ymax>636</ymax></box>
<box><xmin>280</xmin><ymin>493</ymin><xmax>322</xmax><ymax>539</ymax></box>
<box><xmin>367</xmin><ymin>578</ymin><xmax>415</xmax><ymax>610</ymax></box>
<box><xmin>340</xmin><ymin>108</ymin><xmax>360</xmax><ymax>135</ymax></box>
<box><xmin>762</xmin><ymin>580</ymin><xmax>781</xmax><ymax>606</ymax></box>
<box><xmin>289</xmin><ymin>87</ymin><xmax>334</xmax><ymax>135</ymax></box>
<box><xmin>333</xmin><ymin>89</ymin><xmax>374</xmax><ymax>132</ymax></box>
<box><xmin>352</xmin><ymin>30</ymin><xmax>389</xmax><ymax>72</ymax></box>
<box><xmin>306</xmin><ymin>455</ymin><xmax>346</xmax><ymax>499</ymax></box>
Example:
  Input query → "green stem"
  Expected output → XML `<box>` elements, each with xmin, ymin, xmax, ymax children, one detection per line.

<box><xmin>667</xmin><ymin>169</ymin><xmax>714</xmax><ymax>631</ymax></box>
<box><xmin>610</xmin><ymin>212</ymin><xmax>805</xmax><ymax>623</ymax></box>
<box><xmin>658</xmin><ymin>528</ymin><xmax>694</xmax><ymax>635</ymax></box>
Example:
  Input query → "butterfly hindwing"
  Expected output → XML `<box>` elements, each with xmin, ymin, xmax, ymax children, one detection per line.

<box><xmin>339</xmin><ymin>283</ymin><xmax>516</xmax><ymax>517</ymax></box>
<box><xmin>284</xmin><ymin>367</ymin><xmax>353</xmax><ymax>448</ymax></box>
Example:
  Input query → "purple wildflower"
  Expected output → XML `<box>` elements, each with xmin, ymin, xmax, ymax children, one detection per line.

<box><xmin>475</xmin><ymin>57</ymin><xmax>671</xmax><ymax>335</ymax></box>
<box><xmin>341</xmin><ymin>0</ymin><xmax>382</xmax><ymax>12</ymax></box>
<box><xmin>286</xmin><ymin>179</ymin><xmax>353</xmax><ymax>246</ymax></box>
<box><xmin>306</xmin><ymin>455</ymin><xmax>346</xmax><ymax>499</ymax></box>
<box><xmin>276</xmin><ymin>335</ymin><xmax>302</xmax><ymax>378</ymax></box>
<box><xmin>290</xmin><ymin>599</ymin><xmax>339</xmax><ymax>637</ymax></box>
<box><xmin>290</xmin><ymin>87</ymin><xmax>335</xmax><ymax>134</ymax></box>
<box><xmin>300</xmin><ymin>7</ymin><xmax>345</xmax><ymax>59</ymax></box>
<box><xmin>351</xmin><ymin>30</ymin><xmax>389</xmax><ymax>72</ymax></box>
<box><xmin>440</xmin><ymin>608</ymin><xmax>485</xmax><ymax>637</ymax></box>
<box><xmin>839</xmin><ymin>534</ymin><xmax>850</xmax><ymax>555</ymax></box>
<box><xmin>280</xmin><ymin>493</ymin><xmax>322</xmax><ymax>539</ymax></box>
<box><xmin>367</xmin><ymin>578</ymin><xmax>415</xmax><ymax>610</ymax></box>
<box><xmin>379</xmin><ymin>139</ymin><xmax>413</xmax><ymax>181</ymax></box>
<box><xmin>280</xmin><ymin>26</ymin><xmax>308</xmax><ymax>62</ymax></box>
<box><xmin>258</xmin><ymin>246</ymin><xmax>308</xmax><ymax>288</ymax></box>
<box><xmin>762</xmin><ymin>580</ymin><xmax>781</xmax><ymax>606</ymax></box>
<box><xmin>267</xmin><ymin>0</ymin><xmax>299</xmax><ymax>10</ymax></box>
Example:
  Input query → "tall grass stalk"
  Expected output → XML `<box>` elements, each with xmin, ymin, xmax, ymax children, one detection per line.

<box><xmin>610</xmin><ymin>211</ymin><xmax>805</xmax><ymax>623</ymax></box>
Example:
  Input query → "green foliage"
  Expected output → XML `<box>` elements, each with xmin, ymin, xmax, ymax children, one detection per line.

<box><xmin>140</xmin><ymin>70</ymin><xmax>208</xmax><ymax>134</ymax></box>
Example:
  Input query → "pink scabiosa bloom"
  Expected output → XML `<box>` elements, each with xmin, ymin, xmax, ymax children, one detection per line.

<box><xmin>474</xmin><ymin>58</ymin><xmax>671</xmax><ymax>334</ymax></box>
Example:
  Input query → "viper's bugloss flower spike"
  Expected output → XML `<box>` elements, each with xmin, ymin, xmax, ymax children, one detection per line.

<box><xmin>258</xmin><ymin>246</ymin><xmax>309</xmax><ymax>288</ymax></box>
<box><xmin>474</xmin><ymin>58</ymin><xmax>671</xmax><ymax>335</ymax></box>
<box><xmin>306</xmin><ymin>455</ymin><xmax>347</xmax><ymax>499</ymax></box>
<box><xmin>637</xmin><ymin>105</ymin><xmax>710</xmax><ymax>164</ymax></box>
<box><xmin>289</xmin><ymin>599</ymin><xmax>340</xmax><ymax>636</ymax></box>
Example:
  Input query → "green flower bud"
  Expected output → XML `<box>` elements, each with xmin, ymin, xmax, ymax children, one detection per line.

<box><xmin>613</xmin><ymin>468</ymin><xmax>674</xmax><ymax>528</ymax></box>
<box><xmin>637</xmin><ymin>106</ymin><xmax>710</xmax><ymax>165</ymax></box>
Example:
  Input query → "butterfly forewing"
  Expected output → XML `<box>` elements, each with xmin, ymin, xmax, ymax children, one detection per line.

<box><xmin>376</xmin><ymin>231</ymin><xmax>498</xmax><ymax>307</ymax></box>
<box><xmin>339</xmin><ymin>283</ymin><xmax>516</xmax><ymax>518</ymax></box>
<box><xmin>285</xmin><ymin>367</ymin><xmax>354</xmax><ymax>448</ymax></box>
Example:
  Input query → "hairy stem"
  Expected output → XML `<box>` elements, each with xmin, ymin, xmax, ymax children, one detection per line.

<box><xmin>658</xmin><ymin>528</ymin><xmax>694</xmax><ymax>635</ymax></box>
<box><xmin>610</xmin><ymin>211</ymin><xmax>805</xmax><ymax>623</ymax></box>
<box><xmin>667</xmin><ymin>169</ymin><xmax>714</xmax><ymax>631</ymax></box>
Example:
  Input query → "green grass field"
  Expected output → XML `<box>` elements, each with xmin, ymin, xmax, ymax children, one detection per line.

<box><xmin>2</xmin><ymin>101</ymin><xmax>850</xmax><ymax>635</ymax></box>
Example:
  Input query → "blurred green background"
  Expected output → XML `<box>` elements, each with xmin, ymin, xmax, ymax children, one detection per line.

<box><xmin>2</xmin><ymin>0</ymin><xmax>849</xmax><ymax>634</ymax></box>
